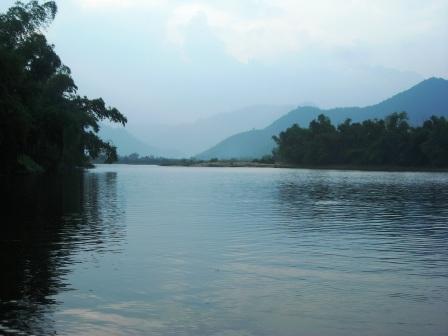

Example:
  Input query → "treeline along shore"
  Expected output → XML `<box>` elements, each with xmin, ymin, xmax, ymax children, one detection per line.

<box><xmin>273</xmin><ymin>112</ymin><xmax>448</xmax><ymax>168</ymax></box>
<box><xmin>116</xmin><ymin>112</ymin><xmax>448</xmax><ymax>172</ymax></box>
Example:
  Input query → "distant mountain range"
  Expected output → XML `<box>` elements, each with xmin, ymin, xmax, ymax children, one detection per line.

<box><xmin>99</xmin><ymin>125</ymin><xmax>183</xmax><ymax>158</ymax></box>
<box><xmin>197</xmin><ymin>77</ymin><xmax>448</xmax><ymax>160</ymax></box>
<box><xmin>127</xmin><ymin>105</ymin><xmax>295</xmax><ymax>157</ymax></box>
<box><xmin>99</xmin><ymin>104</ymin><xmax>294</xmax><ymax>158</ymax></box>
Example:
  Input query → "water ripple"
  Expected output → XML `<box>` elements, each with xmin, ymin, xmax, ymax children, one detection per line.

<box><xmin>1</xmin><ymin>165</ymin><xmax>447</xmax><ymax>336</ymax></box>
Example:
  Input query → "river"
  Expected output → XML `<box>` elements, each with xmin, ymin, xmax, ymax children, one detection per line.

<box><xmin>1</xmin><ymin>165</ymin><xmax>447</xmax><ymax>335</ymax></box>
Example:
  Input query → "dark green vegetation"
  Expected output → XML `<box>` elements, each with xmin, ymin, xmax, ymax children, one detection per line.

<box><xmin>273</xmin><ymin>113</ymin><xmax>448</xmax><ymax>168</ymax></box>
<box><xmin>116</xmin><ymin>153</ymin><xmax>278</xmax><ymax>168</ymax></box>
<box><xmin>198</xmin><ymin>78</ymin><xmax>448</xmax><ymax>160</ymax></box>
<box><xmin>117</xmin><ymin>112</ymin><xmax>448</xmax><ymax>170</ymax></box>
<box><xmin>0</xmin><ymin>1</ymin><xmax>126</xmax><ymax>174</ymax></box>
<box><xmin>117</xmin><ymin>153</ymin><xmax>200</xmax><ymax>166</ymax></box>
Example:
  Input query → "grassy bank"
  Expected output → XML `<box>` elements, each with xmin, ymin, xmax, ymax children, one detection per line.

<box><xmin>113</xmin><ymin>156</ymin><xmax>448</xmax><ymax>172</ymax></box>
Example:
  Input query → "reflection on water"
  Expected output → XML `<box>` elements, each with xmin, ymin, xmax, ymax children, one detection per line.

<box><xmin>0</xmin><ymin>171</ymin><xmax>124</xmax><ymax>335</ymax></box>
<box><xmin>1</xmin><ymin>165</ymin><xmax>447</xmax><ymax>336</ymax></box>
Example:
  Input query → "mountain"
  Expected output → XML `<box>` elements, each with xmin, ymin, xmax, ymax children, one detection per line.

<box><xmin>197</xmin><ymin>78</ymin><xmax>448</xmax><ymax>160</ymax></box>
<box><xmin>99</xmin><ymin>125</ymin><xmax>182</xmax><ymax>157</ymax></box>
<box><xmin>127</xmin><ymin>105</ymin><xmax>295</xmax><ymax>157</ymax></box>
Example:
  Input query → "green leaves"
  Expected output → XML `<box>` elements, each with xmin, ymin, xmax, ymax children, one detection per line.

<box><xmin>0</xmin><ymin>1</ymin><xmax>57</xmax><ymax>47</ymax></box>
<box><xmin>0</xmin><ymin>1</ymin><xmax>127</xmax><ymax>173</ymax></box>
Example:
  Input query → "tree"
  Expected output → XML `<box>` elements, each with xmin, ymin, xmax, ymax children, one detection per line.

<box><xmin>273</xmin><ymin>112</ymin><xmax>448</xmax><ymax>168</ymax></box>
<box><xmin>420</xmin><ymin>116</ymin><xmax>448</xmax><ymax>167</ymax></box>
<box><xmin>0</xmin><ymin>1</ymin><xmax>127</xmax><ymax>174</ymax></box>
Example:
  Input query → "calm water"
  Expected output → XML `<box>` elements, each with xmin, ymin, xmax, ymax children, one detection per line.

<box><xmin>1</xmin><ymin>165</ymin><xmax>448</xmax><ymax>335</ymax></box>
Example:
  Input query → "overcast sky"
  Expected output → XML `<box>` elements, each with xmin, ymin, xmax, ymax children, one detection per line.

<box><xmin>1</xmin><ymin>0</ymin><xmax>447</xmax><ymax>124</ymax></box>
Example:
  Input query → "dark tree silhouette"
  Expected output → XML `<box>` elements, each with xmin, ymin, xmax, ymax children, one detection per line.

<box><xmin>0</xmin><ymin>1</ymin><xmax>127</xmax><ymax>174</ymax></box>
<box><xmin>273</xmin><ymin>112</ymin><xmax>448</xmax><ymax>168</ymax></box>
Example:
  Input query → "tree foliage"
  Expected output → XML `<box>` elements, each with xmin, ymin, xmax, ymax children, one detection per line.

<box><xmin>273</xmin><ymin>112</ymin><xmax>448</xmax><ymax>167</ymax></box>
<box><xmin>0</xmin><ymin>1</ymin><xmax>127</xmax><ymax>174</ymax></box>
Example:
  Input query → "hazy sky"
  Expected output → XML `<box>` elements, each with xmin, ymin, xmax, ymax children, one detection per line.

<box><xmin>2</xmin><ymin>0</ymin><xmax>447</xmax><ymax>124</ymax></box>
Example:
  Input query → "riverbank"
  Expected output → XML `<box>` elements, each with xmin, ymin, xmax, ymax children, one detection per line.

<box><xmin>181</xmin><ymin>162</ymin><xmax>448</xmax><ymax>172</ymax></box>
<box><xmin>114</xmin><ymin>159</ymin><xmax>448</xmax><ymax>172</ymax></box>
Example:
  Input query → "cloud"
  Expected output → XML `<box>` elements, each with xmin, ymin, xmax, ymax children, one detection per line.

<box><xmin>164</xmin><ymin>0</ymin><xmax>448</xmax><ymax>71</ymax></box>
<box><xmin>70</xmin><ymin>0</ymin><xmax>447</xmax><ymax>75</ymax></box>
<box><xmin>166</xmin><ymin>3</ymin><xmax>303</xmax><ymax>63</ymax></box>
<box><xmin>77</xmin><ymin>0</ymin><xmax>165</xmax><ymax>10</ymax></box>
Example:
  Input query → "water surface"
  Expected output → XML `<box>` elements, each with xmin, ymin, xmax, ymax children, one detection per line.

<box><xmin>1</xmin><ymin>165</ymin><xmax>448</xmax><ymax>335</ymax></box>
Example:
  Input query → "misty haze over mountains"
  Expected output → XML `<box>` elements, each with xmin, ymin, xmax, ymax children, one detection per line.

<box><xmin>131</xmin><ymin>105</ymin><xmax>295</xmax><ymax>157</ymax></box>
<box><xmin>101</xmin><ymin>78</ymin><xmax>448</xmax><ymax>159</ymax></box>
<box><xmin>199</xmin><ymin>78</ymin><xmax>448</xmax><ymax>160</ymax></box>
<box><xmin>101</xmin><ymin>105</ymin><xmax>294</xmax><ymax>157</ymax></box>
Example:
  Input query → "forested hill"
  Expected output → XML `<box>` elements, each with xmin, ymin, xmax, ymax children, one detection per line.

<box><xmin>0</xmin><ymin>1</ymin><xmax>126</xmax><ymax>174</ymax></box>
<box><xmin>197</xmin><ymin>78</ymin><xmax>448</xmax><ymax>160</ymax></box>
<box><xmin>273</xmin><ymin>112</ymin><xmax>448</xmax><ymax>168</ymax></box>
